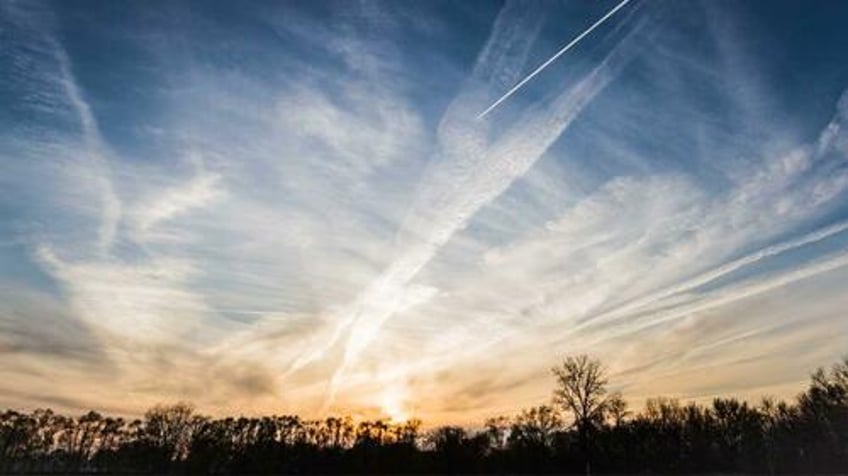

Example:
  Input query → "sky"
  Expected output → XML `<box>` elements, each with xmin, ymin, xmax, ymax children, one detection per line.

<box><xmin>1</xmin><ymin>0</ymin><xmax>848</xmax><ymax>425</ymax></box>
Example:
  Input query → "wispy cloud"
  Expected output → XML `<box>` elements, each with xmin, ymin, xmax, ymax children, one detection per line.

<box><xmin>0</xmin><ymin>0</ymin><xmax>847</xmax><ymax>422</ymax></box>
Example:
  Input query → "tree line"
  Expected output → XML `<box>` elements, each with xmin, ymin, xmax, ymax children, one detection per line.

<box><xmin>1</xmin><ymin>355</ymin><xmax>847</xmax><ymax>474</ymax></box>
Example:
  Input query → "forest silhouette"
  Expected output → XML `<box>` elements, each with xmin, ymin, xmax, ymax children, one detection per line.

<box><xmin>2</xmin><ymin>355</ymin><xmax>847</xmax><ymax>474</ymax></box>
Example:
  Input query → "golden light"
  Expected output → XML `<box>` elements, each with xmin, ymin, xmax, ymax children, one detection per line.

<box><xmin>379</xmin><ymin>385</ymin><xmax>409</xmax><ymax>422</ymax></box>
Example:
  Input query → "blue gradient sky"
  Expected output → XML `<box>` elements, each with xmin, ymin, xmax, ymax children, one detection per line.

<box><xmin>1</xmin><ymin>0</ymin><xmax>848</xmax><ymax>423</ymax></box>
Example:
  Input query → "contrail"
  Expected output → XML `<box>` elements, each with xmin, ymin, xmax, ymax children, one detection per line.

<box><xmin>578</xmin><ymin>218</ymin><xmax>848</xmax><ymax>330</ymax></box>
<box><xmin>476</xmin><ymin>0</ymin><xmax>633</xmax><ymax>120</ymax></box>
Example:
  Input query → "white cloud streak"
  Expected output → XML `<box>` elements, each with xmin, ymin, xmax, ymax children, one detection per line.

<box><xmin>2</xmin><ymin>0</ymin><xmax>847</xmax><ymax>421</ymax></box>
<box><xmin>287</xmin><ymin>2</ymin><xmax>642</xmax><ymax>408</ymax></box>
<box><xmin>477</xmin><ymin>0</ymin><xmax>633</xmax><ymax>119</ymax></box>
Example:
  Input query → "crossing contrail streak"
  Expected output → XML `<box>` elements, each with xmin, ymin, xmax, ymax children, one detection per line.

<box><xmin>476</xmin><ymin>0</ymin><xmax>632</xmax><ymax>120</ymax></box>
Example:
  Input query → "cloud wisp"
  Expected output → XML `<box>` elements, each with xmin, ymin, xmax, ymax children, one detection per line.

<box><xmin>476</xmin><ymin>0</ymin><xmax>634</xmax><ymax>119</ymax></box>
<box><xmin>1</xmin><ymin>0</ymin><xmax>847</xmax><ymax>422</ymax></box>
<box><xmin>280</xmin><ymin>1</ymin><xmax>645</xmax><ymax>409</ymax></box>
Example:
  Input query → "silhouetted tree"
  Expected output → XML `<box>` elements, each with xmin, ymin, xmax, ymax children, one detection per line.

<box><xmin>552</xmin><ymin>355</ymin><xmax>610</xmax><ymax>474</ymax></box>
<box><xmin>509</xmin><ymin>405</ymin><xmax>561</xmax><ymax>449</ymax></box>
<box><xmin>425</xmin><ymin>425</ymin><xmax>487</xmax><ymax>473</ymax></box>
<box><xmin>141</xmin><ymin>402</ymin><xmax>200</xmax><ymax>472</ymax></box>
<box><xmin>795</xmin><ymin>358</ymin><xmax>848</xmax><ymax>471</ymax></box>
<box><xmin>2</xmin><ymin>356</ymin><xmax>848</xmax><ymax>474</ymax></box>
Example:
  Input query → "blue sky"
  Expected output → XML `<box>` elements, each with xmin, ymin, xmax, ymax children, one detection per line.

<box><xmin>1</xmin><ymin>0</ymin><xmax>848</xmax><ymax>423</ymax></box>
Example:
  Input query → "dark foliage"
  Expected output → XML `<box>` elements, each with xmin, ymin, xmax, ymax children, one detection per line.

<box><xmin>2</xmin><ymin>356</ymin><xmax>847</xmax><ymax>474</ymax></box>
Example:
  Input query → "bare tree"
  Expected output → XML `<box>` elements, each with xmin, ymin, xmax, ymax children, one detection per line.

<box><xmin>606</xmin><ymin>392</ymin><xmax>629</xmax><ymax>427</ymax></box>
<box><xmin>552</xmin><ymin>355</ymin><xmax>609</xmax><ymax>475</ymax></box>
<box><xmin>483</xmin><ymin>416</ymin><xmax>510</xmax><ymax>451</ymax></box>
<box><xmin>143</xmin><ymin>402</ymin><xmax>200</xmax><ymax>465</ymax></box>
<box><xmin>509</xmin><ymin>405</ymin><xmax>562</xmax><ymax>449</ymax></box>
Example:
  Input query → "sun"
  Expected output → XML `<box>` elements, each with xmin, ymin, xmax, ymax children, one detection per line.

<box><xmin>379</xmin><ymin>386</ymin><xmax>409</xmax><ymax>422</ymax></box>
<box><xmin>382</xmin><ymin>400</ymin><xmax>408</xmax><ymax>422</ymax></box>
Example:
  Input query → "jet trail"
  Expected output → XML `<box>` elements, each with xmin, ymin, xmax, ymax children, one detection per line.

<box><xmin>579</xmin><ymin>219</ymin><xmax>848</xmax><ymax>330</ymax></box>
<box><xmin>476</xmin><ymin>0</ymin><xmax>633</xmax><ymax>120</ymax></box>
